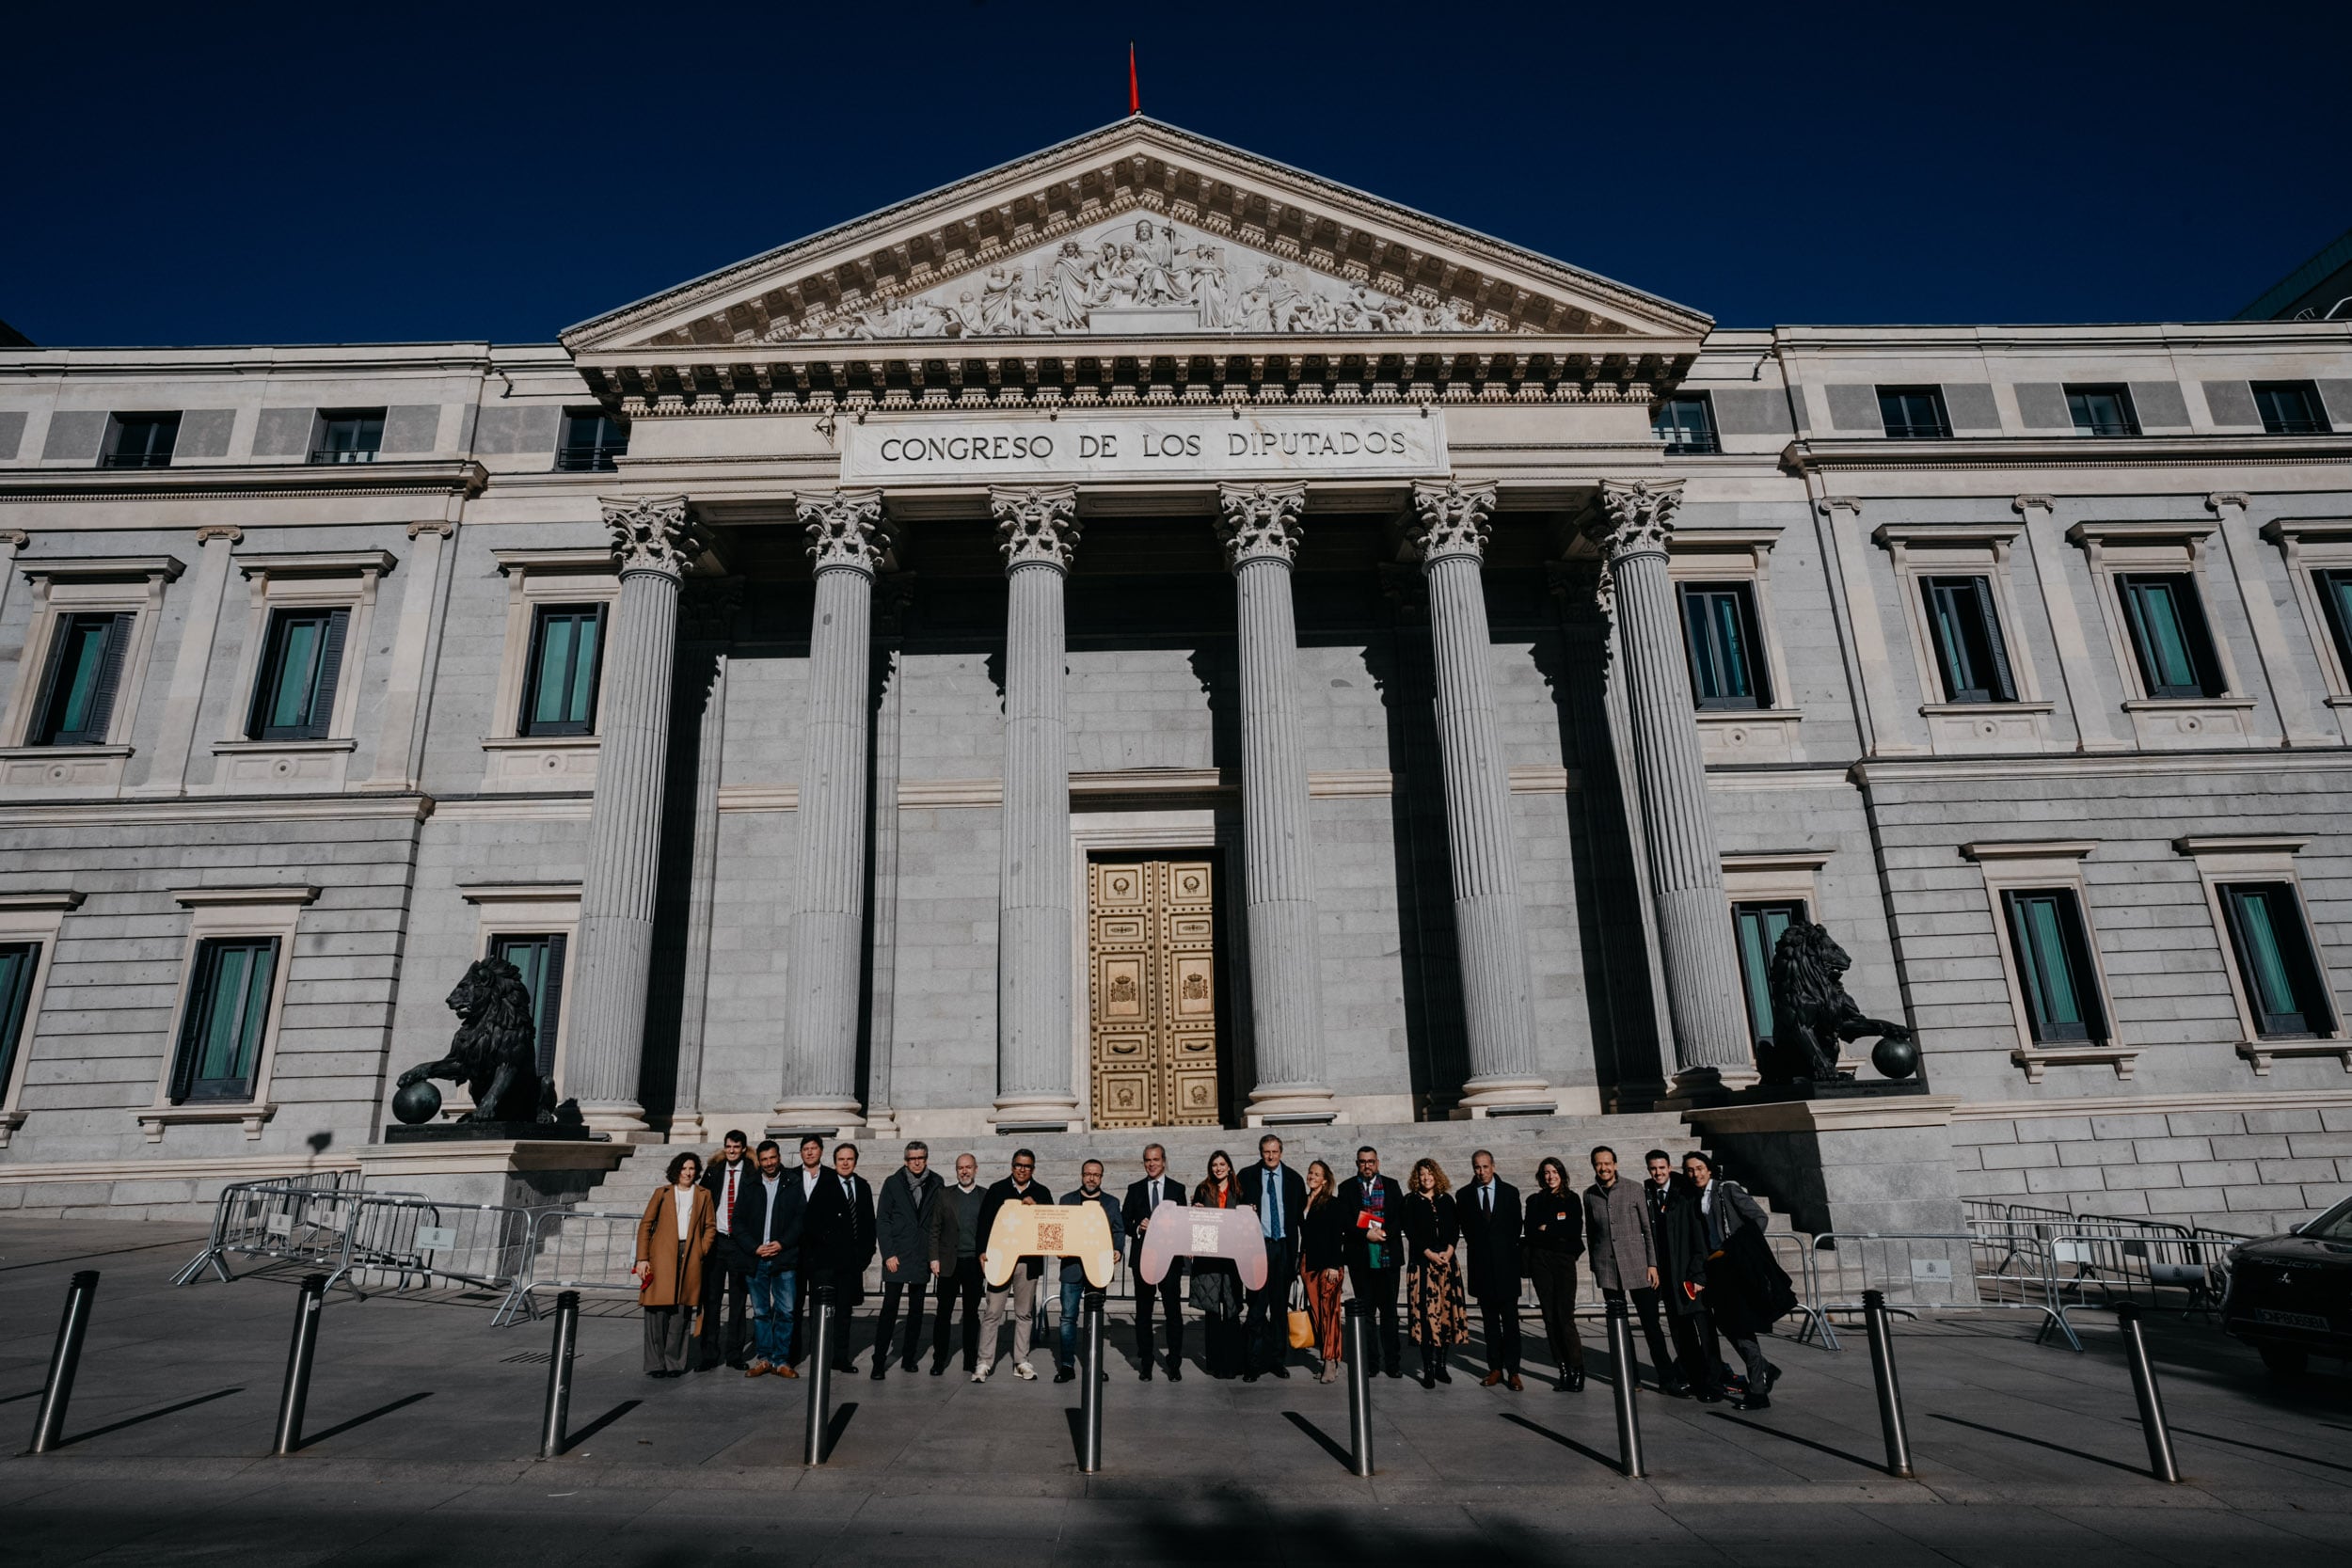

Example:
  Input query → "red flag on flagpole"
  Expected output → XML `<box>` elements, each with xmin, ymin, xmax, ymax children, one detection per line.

<box><xmin>1128</xmin><ymin>43</ymin><xmax>1140</xmax><ymax>116</ymax></box>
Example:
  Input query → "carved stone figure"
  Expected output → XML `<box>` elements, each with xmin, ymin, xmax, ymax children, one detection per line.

<box><xmin>394</xmin><ymin>958</ymin><xmax>558</xmax><ymax>1123</ymax></box>
<box><xmin>1759</xmin><ymin>920</ymin><xmax>1915</xmax><ymax>1085</ymax></box>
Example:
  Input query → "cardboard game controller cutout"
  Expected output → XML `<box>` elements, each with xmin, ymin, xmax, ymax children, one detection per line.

<box><xmin>981</xmin><ymin>1202</ymin><xmax>1120</xmax><ymax>1289</ymax></box>
<box><xmin>1136</xmin><ymin>1203</ymin><xmax>1269</xmax><ymax>1291</ymax></box>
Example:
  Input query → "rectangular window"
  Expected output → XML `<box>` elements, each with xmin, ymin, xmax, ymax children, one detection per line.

<box><xmin>169</xmin><ymin>936</ymin><xmax>280</xmax><ymax>1103</ymax></box>
<box><xmin>2316</xmin><ymin>568</ymin><xmax>2352</xmax><ymax>680</ymax></box>
<box><xmin>310</xmin><ymin>409</ymin><xmax>385</xmax><ymax>465</ymax></box>
<box><xmin>1877</xmin><ymin>386</ymin><xmax>1951</xmax><ymax>440</ymax></box>
<box><xmin>2000</xmin><ymin>888</ymin><xmax>2106</xmax><ymax>1044</ymax></box>
<box><xmin>2219</xmin><ymin>883</ymin><xmax>2335</xmax><ymax>1038</ymax></box>
<box><xmin>29</xmin><ymin>611</ymin><xmax>134</xmax><ymax>746</ymax></box>
<box><xmin>245</xmin><ymin>607</ymin><xmax>350</xmax><ymax>741</ymax></box>
<box><xmin>1651</xmin><ymin>395</ymin><xmax>1719</xmax><ymax>454</ymax></box>
<box><xmin>2116</xmin><ymin>573</ymin><xmax>2225</xmax><ymax>698</ymax></box>
<box><xmin>102</xmin><ymin>412</ymin><xmax>181</xmax><ymax>468</ymax></box>
<box><xmin>491</xmin><ymin>933</ymin><xmax>568</xmax><ymax>1079</ymax></box>
<box><xmin>0</xmin><ymin>942</ymin><xmax>37</xmax><ymax>1103</ymax></box>
<box><xmin>555</xmin><ymin>411</ymin><xmax>629</xmax><ymax>472</ymax></box>
<box><xmin>2252</xmin><ymin>381</ymin><xmax>2330</xmax><ymax>436</ymax></box>
<box><xmin>1920</xmin><ymin>575</ymin><xmax>2018</xmax><ymax>703</ymax></box>
<box><xmin>1678</xmin><ymin>582</ymin><xmax>1770</xmax><ymax>709</ymax></box>
<box><xmin>518</xmin><ymin>604</ymin><xmax>606</xmax><ymax>736</ymax></box>
<box><xmin>1732</xmin><ymin>900</ymin><xmax>1806</xmax><ymax>1051</ymax></box>
<box><xmin>2064</xmin><ymin>385</ymin><xmax>2139</xmax><ymax>437</ymax></box>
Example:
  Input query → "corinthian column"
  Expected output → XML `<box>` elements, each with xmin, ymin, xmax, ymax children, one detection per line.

<box><xmin>570</xmin><ymin>496</ymin><xmax>705</xmax><ymax>1134</ymax></box>
<box><xmin>1216</xmin><ymin>483</ymin><xmax>1334</xmax><ymax>1123</ymax></box>
<box><xmin>1583</xmin><ymin>480</ymin><xmax>1752</xmax><ymax>1089</ymax></box>
<box><xmin>993</xmin><ymin>485</ymin><xmax>1082</xmax><ymax>1129</ymax></box>
<box><xmin>1406</xmin><ymin>480</ymin><xmax>1551</xmax><ymax>1115</ymax></box>
<box><xmin>775</xmin><ymin>490</ymin><xmax>889</xmax><ymax>1131</ymax></box>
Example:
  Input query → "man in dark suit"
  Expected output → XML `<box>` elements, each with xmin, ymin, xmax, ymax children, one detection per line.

<box><xmin>1460</xmin><ymin>1148</ymin><xmax>1525</xmax><ymax>1390</ymax></box>
<box><xmin>1120</xmin><ymin>1142</ymin><xmax>1185</xmax><ymax>1381</ymax></box>
<box><xmin>730</xmin><ymin>1138</ymin><xmax>807</xmax><ymax>1378</ymax></box>
<box><xmin>870</xmin><ymin>1140</ymin><xmax>944</xmax><ymax>1380</ymax></box>
<box><xmin>695</xmin><ymin>1129</ymin><xmax>754</xmax><ymax>1370</ymax></box>
<box><xmin>1235</xmin><ymin>1132</ymin><xmax>1310</xmax><ymax>1380</ymax></box>
<box><xmin>800</xmin><ymin>1142</ymin><xmax>878</xmax><ymax>1373</ymax></box>
<box><xmin>1334</xmin><ymin>1145</ymin><xmax>1406</xmax><ymax>1378</ymax></box>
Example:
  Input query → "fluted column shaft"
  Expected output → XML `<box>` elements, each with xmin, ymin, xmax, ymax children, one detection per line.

<box><xmin>1408</xmin><ymin>482</ymin><xmax>1549</xmax><ymax>1112</ymax></box>
<box><xmin>778</xmin><ymin>490</ymin><xmax>888</xmax><ymax>1127</ymax></box>
<box><xmin>1587</xmin><ymin>480</ymin><xmax>1752</xmax><ymax>1083</ymax></box>
<box><xmin>1218</xmin><ymin>485</ymin><xmax>1332</xmax><ymax>1120</ymax></box>
<box><xmin>993</xmin><ymin>486</ymin><xmax>1081</xmax><ymax>1126</ymax></box>
<box><xmin>570</xmin><ymin>497</ymin><xmax>702</xmax><ymax>1132</ymax></box>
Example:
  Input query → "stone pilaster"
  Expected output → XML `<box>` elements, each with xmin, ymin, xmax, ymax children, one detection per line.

<box><xmin>1584</xmin><ymin>480</ymin><xmax>1753</xmax><ymax>1091</ymax></box>
<box><xmin>1216</xmin><ymin>483</ymin><xmax>1334</xmax><ymax>1123</ymax></box>
<box><xmin>666</xmin><ymin>578</ymin><xmax>741</xmax><ymax>1144</ymax></box>
<box><xmin>131</xmin><ymin>523</ymin><xmax>241</xmax><ymax>797</ymax></box>
<box><xmin>568</xmin><ymin>496</ymin><xmax>704</xmax><ymax>1135</ymax></box>
<box><xmin>993</xmin><ymin>484</ymin><xmax>1082</xmax><ymax>1129</ymax></box>
<box><xmin>1405</xmin><ymin>480</ymin><xmax>1551</xmax><ymax>1115</ymax></box>
<box><xmin>777</xmin><ymin>490</ymin><xmax>889</xmax><ymax>1131</ymax></box>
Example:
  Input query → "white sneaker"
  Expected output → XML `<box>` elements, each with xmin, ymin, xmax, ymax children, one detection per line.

<box><xmin>971</xmin><ymin>1366</ymin><xmax>990</xmax><ymax>1383</ymax></box>
<box><xmin>1013</xmin><ymin>1361</ymin><xmax>1037</xmax><ymax>1381</ymax></box>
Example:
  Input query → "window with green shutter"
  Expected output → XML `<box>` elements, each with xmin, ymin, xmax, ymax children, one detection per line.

<box><xmin>490</xmin><ymin>933</ymin><xmax>567</xmax><ymax>1079</ymax></box>
<box><xmin>246</xmin><ymin>607</ymin><xmax>350</xmax><ymax>741</ymax></box>
<box><xmin>30</xmin><ymin>612</ymin><xmax>134</xmax><ymax>746</ymax></box>
<box><xmin>1732</xmin><ymin>900</ymin><xmax>1806</xmax><ymax>1052</ymax></box>
<box><xmin>2116</xmin><ymin>573</ymin><xmax>2225</xmax><ymax>699</ymax></box>
<box><xmin>1921</xmin><ymin>575</ymin><xmax>2018</xmax><ymax>703</ymax></box>
<box><xmin>1677</xmin><ymin>582</ymin><xmax>1769</xmax><ymax>709</ymax></box>
<box><xmin>2001</xmin><ymin>888</ymin><xmax>2106</xmax><ymax>1044</ymax></box>
<box><xmin>169</xmin><ymin>937</ymin><xmax>280</xmax><ymax>1103</ymax></box>
<box><xmin>0</xmin><ymin>942</ymin><xmax>39</xmax><ymax>1105</ymax></box>
<box><xmin>2218</xmin><ymin>883</ymin><xmax>2335</xmax><ymax>1039</ymax></box>
<box><xmin>519</xmin><ymin>604</ymin><xmax>606</xmax><ymax>736</ymax></box>
<box><xmin>2315</xmin><ymin>568</ymin><xmax>2352</xmax><ymax>682</ymax></box>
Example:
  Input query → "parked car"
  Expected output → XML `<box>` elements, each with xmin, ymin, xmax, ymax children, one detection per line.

<box><xmin>2222</xmin><ymin>1191</ymin><xmax>2352</xmax><ymax>1378</ymax></box>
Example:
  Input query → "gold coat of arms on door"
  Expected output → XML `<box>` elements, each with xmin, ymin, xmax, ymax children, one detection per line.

<box><xmin>1089</xmin><ymin>857</ymin><xmax>1220</xmax><ymax>1128</ymax></box>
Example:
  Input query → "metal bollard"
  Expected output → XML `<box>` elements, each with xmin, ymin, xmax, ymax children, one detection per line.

<box><xmin>1343</xmin><ymin>1299</ymin><xmax>1375</xmax><ymax>1478</ymax></box>
<box><xmin>539</xmin><ymin>1290</ymin><xmax>580</xmax><ymax>1460</ymax></box>
<box><xmin>273</xmin><ymin>1273</ymin><xmax>328</xmax><ymax>1456</ymax></box>
<box><xmin>1605</xmin><ymin>1298</ymin><xmax>1645</xmax><ymax>1479</ymax></box>
<box><xmin>2116</xmin><ymin>1302</ymin><xmax>2181</xmax><ymax>1483</ymax></box>
<box><xmin>1079</xmin><ymin>1289</ymin><xmax>1106</xmax><ymax>1474</ymax></box>
<box><xmin>803</xmin><ymin>1286</ymin><xmax>834</xmax><ymax>1466</ymax></box>
<box><xmin>28</xmin><ymin>1271</ymin><xmax>101</xmax><ymax>1454</ymax></box>
<box><xmin>1861</xmin><ymin>1289</ymin><xmax>1915</xmax><ymax>1479</ymax></box>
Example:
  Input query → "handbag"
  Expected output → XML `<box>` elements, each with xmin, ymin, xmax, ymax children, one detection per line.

<box><xmin>1286</xmin><ymin>1276</ymin><xmax>1315</xmax><ymax>1349</ymax></box>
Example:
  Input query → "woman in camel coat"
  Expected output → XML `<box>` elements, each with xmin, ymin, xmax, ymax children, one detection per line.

<box><xmin>633</xmin><ymin>1150</ymin><xmax>717</xmax><ymax>1376</ymax></box>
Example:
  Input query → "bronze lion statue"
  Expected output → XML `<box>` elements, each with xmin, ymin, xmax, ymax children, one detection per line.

<box><xmin>395</xmin><ymin>957</ymin><xmax>551</xmax><ymax>1123</ymax></box>
<box><xmin>1760</xmin><ymin>920</ymin><xmax>1913</xmax><ymax>1085</ymax></box>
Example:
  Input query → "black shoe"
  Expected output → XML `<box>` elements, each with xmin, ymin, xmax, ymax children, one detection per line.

<box><xmin>1166</xmin><ymin>1362</ymin><xmax>1183</xmax><ymax>1383</ymax></box>
<box><xmin>1270</xmin><ymin>1363</ymin><xmax>1290</xmax><ymax>1379</ymax></box>
<box><xmin>901</xmin><ymin>1360</ymin><xmax>920</xmax><ymax>1374</ymax></box>
<box><xmin>930</xmin><ymin>1362</ymin><xmax>947</xmax><ymax>1377</ymax></box>
<box><xmin>1054</xmin><ymin>1366</ymin><xmax>1076</xmax><ymax>1385</ymax></box>
<box><xmin>1761</xmin><ymin>1362</ymin><xmax>1782</xmax><ymax>1395</ymax></box>
<box><xmin>1661</xmin><ymin>1379</ymin><xmax>1692</xmax><ymax>1400</ymax></box>
<box><xmin>868</xmin><ymin>1366</ymin><xmax>886</xmax><ymax>1381</ymax></box>
<box><xmin>1693</xmin><ymin>1387</ymin><xmax>1724</xmax><ymax>1404</ymax></box>
<box><xmin>1434</xmin><ymin>1363</ymin><xmax>1452</xmax><ymax>1385</ymax></box>
<box><xmin>1733</xmin><ymin>1390</ymin><xmax>1772</xmax><ymax>1412</ymax></box>
<box><xmin>1244</xmin><ymin>1370</ymin><xmax>1260</xmax><ymax>1383</ymax></box>
<box><xmin>1384</xmin><ymin>1365</ymin><xmax>1404</xmax><ymax>1379</ymax></box>
<box><xmin>1565</xmin><ymin>1366</ymin><xmax>1585</xmax><ymax>1393</ymax></box>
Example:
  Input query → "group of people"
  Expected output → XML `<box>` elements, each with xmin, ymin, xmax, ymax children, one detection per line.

<box><xmin>632</xmin><ymin>1132</ymin><xmax>1794</xmax><ymax>1410</ymax></box>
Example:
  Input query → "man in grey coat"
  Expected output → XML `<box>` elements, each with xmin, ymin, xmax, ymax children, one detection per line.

<box><xmin>1583</xmin><ymin>1145</ymin><xmax>1685</xmax><ymax>1396</ymax></box>
<box><xmin>870</xmin><ymin>1141</ymin><xmax>945</xmax><ymax>1379</ymax></box>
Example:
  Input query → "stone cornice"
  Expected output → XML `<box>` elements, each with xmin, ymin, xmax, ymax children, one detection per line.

<box><xmin>0</xmin><ymin>460</ymin><xmax>488</xmax><ymax>503</ymax></box>
<box><xmin>0</xmin><ymin>793</ymin><xmax>435</xmax><ymax>829</ymax></box>
<box><xmin>1783</xmin><ymin>433</ymin><xmax>2352</xmax><ymax>475</ymax></box>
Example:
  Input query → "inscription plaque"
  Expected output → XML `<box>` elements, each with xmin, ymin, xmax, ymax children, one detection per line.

<box><xmin>842</xmin><ymin>410</ymin><xmax>1448</xmax><ymax>486</ymax></box>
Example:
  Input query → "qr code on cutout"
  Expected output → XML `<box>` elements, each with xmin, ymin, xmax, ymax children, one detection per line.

<box><xmin>1038</xmin><ymin>1223</ymin><xmax>1065</xmax><ymax>1251</ymax></box>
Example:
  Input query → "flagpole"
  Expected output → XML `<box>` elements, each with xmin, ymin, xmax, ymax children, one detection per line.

<box><xmin>1128</xmin><ymin>43</ymin><xmax>1139</xmax><ymax>117</ymax></box>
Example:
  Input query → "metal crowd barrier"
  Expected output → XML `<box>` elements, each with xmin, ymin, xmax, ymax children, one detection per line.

<box><xmin>496</xmin><ymin>1205</ymin><xmax>646</xmax><ymax>1325</ymax></box>
<box><xmin>1805</xmin><ymin>1230</ymin><xmax>2078</xmax><ymax>1351</ymax></box>
<box><xmin>171</xmin><ymin>1173</ymin><xmax>378</xmax><ymax>1288</ymax></box>
<box><xmin>2042</xmin><ymin>1227</ymin><xmax>2245</xmax><ymax>1339</ymax></box>
<box><xmin>332</xmin><ymin>1196</ymin><xmax>538</xmax><ymax>1303</ymax></box>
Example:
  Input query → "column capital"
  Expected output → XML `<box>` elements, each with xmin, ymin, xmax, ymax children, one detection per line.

<box><xmin>195</xmin><ymin>524</ymin><xmax>245</xmax><ymax>545</ymax></box>
<box><xmin>993</xmin><ymin>484</ymin><xmax>1081</xmax><ymax>572</ymax></box>
<box><xmin>404</xmin><ymin>519</ymin><xmax>453</xmax><ymax>540</ymax></box>
<box><xmin>601</xmin><ymin>495</ymin><xmax>705</xmax><ymax>580</ymax></box>
<box><xmin>796</xmin><ymin>488</ymin><xmax>890</xmax><ymax>575</ymax></box>
<box><xmin>1216</xmin><ymin>483</ymin><xmax>1307</xmax><ymax>570</ymax></box>
<box><xmin>0</xmin><ymin>529</ymin><xmax>25</xmax><ymax>550</ymax></box>
<box><xmin>1818</xmin><ymin>495</ymin><xmax>1865</xmax><ymax>517</ymax></box>
<box><xmin>1585</xmin><ymin>478</ymin><xmax>1686</xmax><ymax>562</ymax></box>
<box><xmin>2206</xmin><ymin>491</ymin><xmax>2253</xmax><ymax>515</ymax></box>
<box><xmin>2010</xmin><ymin>494</ymin><xmax>2057</xmax><ymax>516</ymax></box>
<box><xmin>1406</xmin><ymin>479</ymin><xmax>1498</xmax><ymax>568</ymax></box>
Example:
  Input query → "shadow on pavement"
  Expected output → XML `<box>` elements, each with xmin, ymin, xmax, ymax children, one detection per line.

<box><xmin>1280</xmin><ymin>1410</ymin><xmax>1353</xmax><ymax>1471</ymax></box>
<box><xmin>59</xmin><ymin>1386</ymin><xmax>243</xmax><ymax>1447</ymax></box>
<box><xmin>299</xmin><ymin>1389</ymin><xmax>434</xmax><ymax>1450</ymax></box>
<box><xmin>1496</xmin><ymin>1410</ymin><xmax>1618</xmax><ymax>1472</ymax></box>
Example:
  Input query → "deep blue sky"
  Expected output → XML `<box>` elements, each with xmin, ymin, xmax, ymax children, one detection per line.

<box><xmin>9</xmin><ymin>2</ymin><xmax>2346</xmax><ymax>347</ymax></box>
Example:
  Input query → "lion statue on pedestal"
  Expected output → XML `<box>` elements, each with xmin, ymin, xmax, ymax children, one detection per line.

<box><xmin>1759</xmin><ymin>920</ymin><xmax>1914</xmax><ymax>1085</ymax></box>
<box><xmin>395</xmin><ymin>957</ymin><xmax>559</xmax><ymax>1124</ymax></box>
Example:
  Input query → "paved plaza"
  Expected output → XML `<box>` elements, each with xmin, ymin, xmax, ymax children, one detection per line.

<box><xmin>4</xmin><ymin>1217</ymin><xmax>2350</xmax><ymax>1565</ymax></box>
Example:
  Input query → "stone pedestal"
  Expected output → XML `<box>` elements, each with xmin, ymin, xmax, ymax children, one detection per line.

<box><xmin>1681</xmin><ymin>1093</ymin><xmax>1964</xmax><ymax>1236</ymax></box>
<box><xmin>356</xmin><ymin>1138</ymin><xmax>643</xmax><ymax>1211</ymax></box>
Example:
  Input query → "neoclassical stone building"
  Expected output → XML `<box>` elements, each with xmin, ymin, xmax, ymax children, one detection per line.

<box><xmin>2</xmin><ymin>119</ymin><xmax>2348</xmax><ymax>1228</ymax></box>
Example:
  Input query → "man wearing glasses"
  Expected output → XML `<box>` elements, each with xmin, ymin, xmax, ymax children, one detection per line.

<box><xmin>972</xmin><ymin>1148</ymin><xmax>1048</xmax><ymax>1382</ymax></box>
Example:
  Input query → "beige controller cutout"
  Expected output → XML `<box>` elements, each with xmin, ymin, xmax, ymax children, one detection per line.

<box><xmin>981</xmin><ymin>1201</ymin><xmax>1120</xmax><ymax>1289</ymax></box>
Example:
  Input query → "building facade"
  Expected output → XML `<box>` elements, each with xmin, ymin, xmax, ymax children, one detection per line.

<box><xmin>3</xmin><ymin>119</ymin><xmax>2349</xmax><ymax>1228</ymax></box>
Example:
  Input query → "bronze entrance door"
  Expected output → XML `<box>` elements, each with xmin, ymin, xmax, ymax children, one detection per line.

<box><xmin>1088</xmin><ymin>857</ymin><xmax>1220</xmax><ymax>1128</ymax></box>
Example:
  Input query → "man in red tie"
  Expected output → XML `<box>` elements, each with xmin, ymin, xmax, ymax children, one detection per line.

<box><xmin>697</xmin><ymin>1130</ymin><xmax>754</xmax><ymax>1370</ymax></box>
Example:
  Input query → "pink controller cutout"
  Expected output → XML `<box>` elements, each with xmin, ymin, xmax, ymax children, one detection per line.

<box><xmin>1136</xmin><ymin>1204</ymin><xmax>1269</xmax><ymax>1291</ymax></box>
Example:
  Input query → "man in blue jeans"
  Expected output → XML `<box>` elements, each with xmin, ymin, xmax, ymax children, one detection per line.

<box><xmin>1054</xmin><ymin>1160</ymin><xmax>1124</xmax><ymax>1384</ymax></box>
<box><xmin>734</xmin><ymin>1138</ymin><xmax>808</xmax><ymax>1378</ymax></box>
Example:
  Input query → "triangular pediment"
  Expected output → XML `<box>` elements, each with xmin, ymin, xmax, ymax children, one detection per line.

<box><xmin>564</xmin><ymin>118</ymin><xmax>1709</xmax><ymax>353</ymax></box>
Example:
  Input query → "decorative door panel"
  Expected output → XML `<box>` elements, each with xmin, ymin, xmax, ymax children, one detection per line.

<box><xmin>1089</xmin><ymin>857</ymin><xmax>1220</xmax><ymax>1128</ymax></box>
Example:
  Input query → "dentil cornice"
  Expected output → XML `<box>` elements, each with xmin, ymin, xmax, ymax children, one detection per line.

<box><xmin>1216</xmin><ymin>483</ymin><xmax>1307</xmax><ymax>571</ymax></box>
